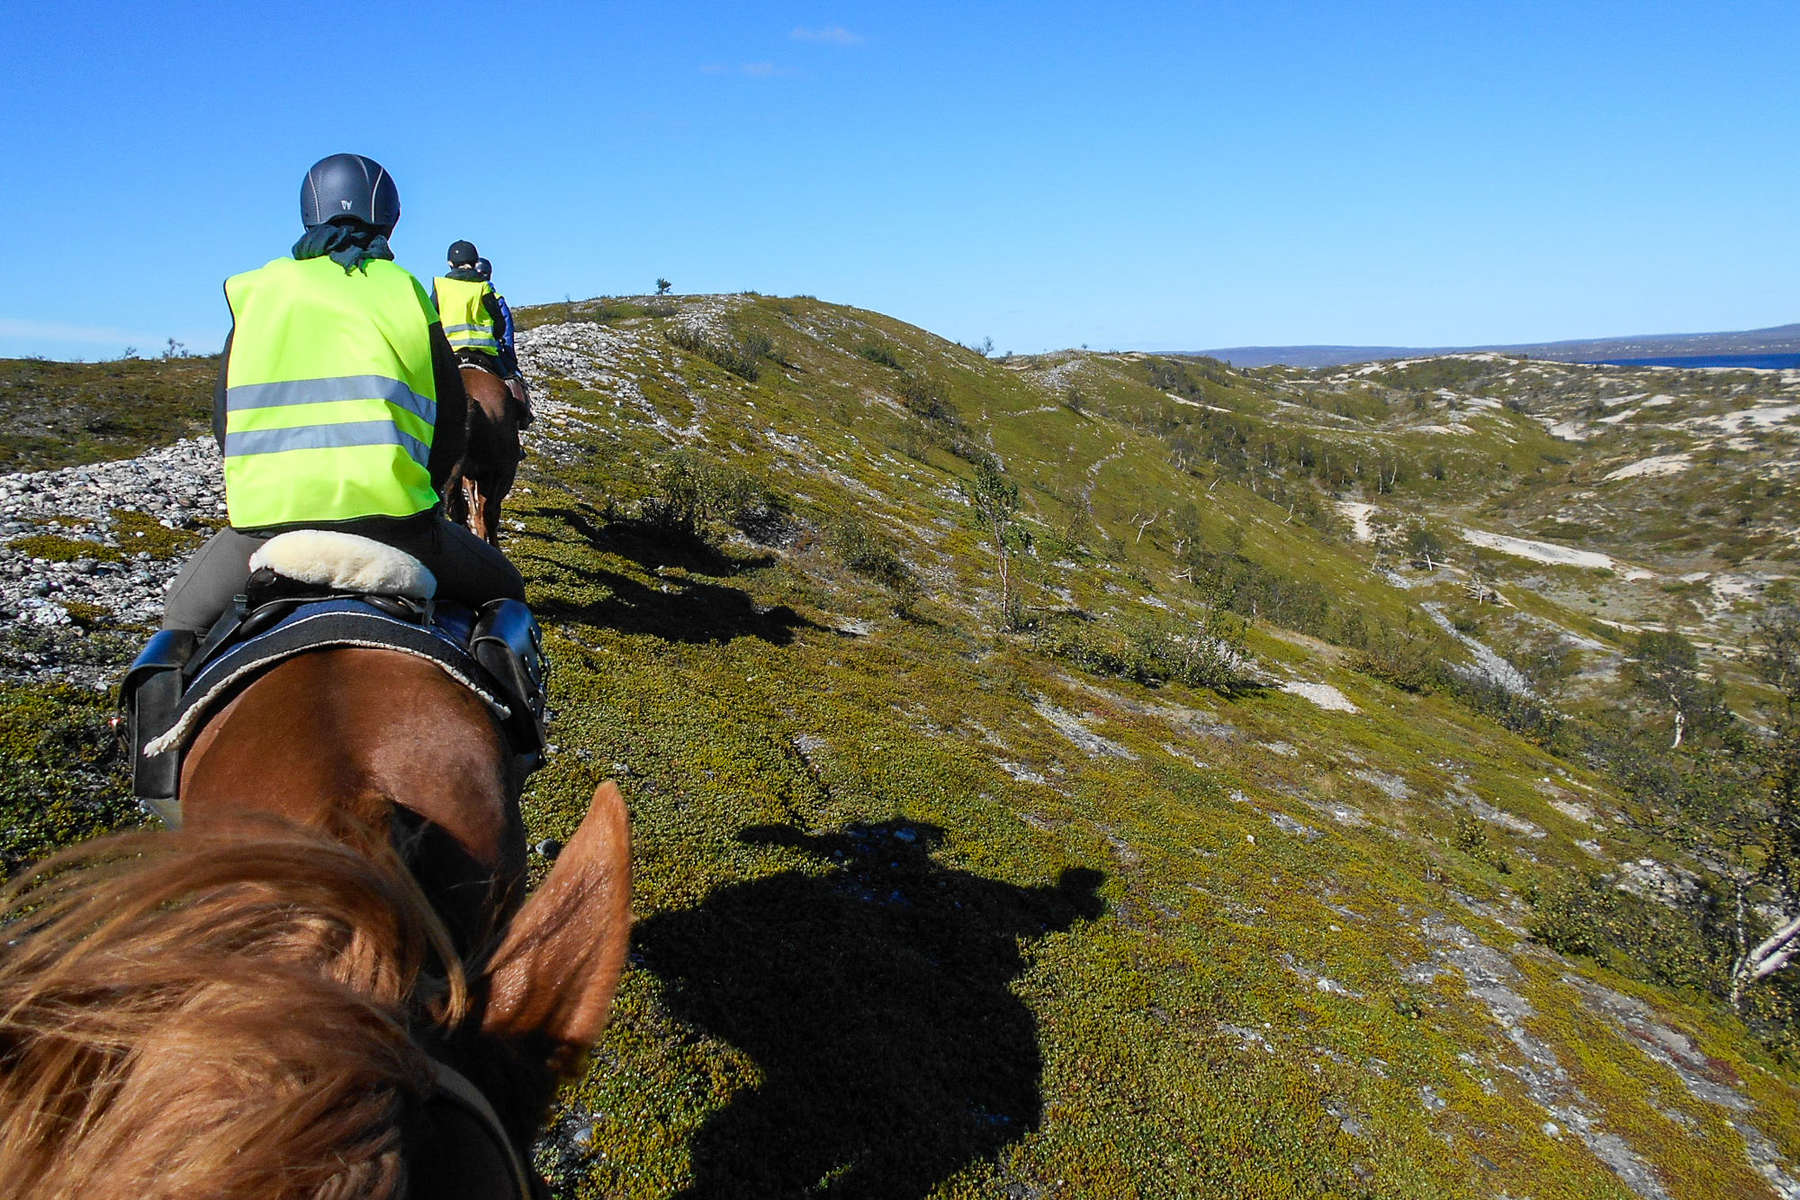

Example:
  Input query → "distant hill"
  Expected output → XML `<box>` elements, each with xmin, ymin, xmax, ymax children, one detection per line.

<box><xmin>6</xmin><ymin>300</ymin><xmax>1800</xmax><ymax>1196</ymax></box>
<box><xmin>1195</xmin><ymin>321</ymin><xmax>1800</xmax><ymax>367</ymax></box>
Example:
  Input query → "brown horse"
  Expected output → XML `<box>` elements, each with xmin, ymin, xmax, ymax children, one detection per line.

<box><xmin>0</xmin><ymin>648</ymin><xmax>630</xmax><ymax>1200</ymax></box>
<box><xmin>445</xmin><ymin>364</ymin><xmax>521</xmax><ymax>546</ymax></box>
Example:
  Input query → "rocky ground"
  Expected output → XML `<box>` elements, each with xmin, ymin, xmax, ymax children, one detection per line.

<box><xmin>0</xmin><ymin>341</ymin><xmax>585</xmax><ymax>690</ymax></box>
<box><xmin>0</xmin><ymin>438</ymin><xmax>221</xmax><ymax>688</ymax></box>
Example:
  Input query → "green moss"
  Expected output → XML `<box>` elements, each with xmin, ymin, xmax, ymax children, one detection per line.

<box><xmin>109</xmin><ymin>508</ymin><xmax>211</xmax><ymax>557</ymax></box>
<box><xmin>6</xmin><ymin>510</ymin><xmax>208</xmax><ymax>564</ymax></box>
<box><xmin>6</xmin><ymin>532</ymin><xmax>117</xmax><ymax>563</ymax></box>
<box><xmin>0</xmin><ymin>683</ymin><xmax>141</xmax><ymax>872</ymax></box>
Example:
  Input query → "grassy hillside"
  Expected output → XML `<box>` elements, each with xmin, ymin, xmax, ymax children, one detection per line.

<box><xmin>0</xmin><ymin>354</ymin><xmax>214</xmax><ymax>473</ymax></box>
<box><xmin>3</xmin><ymin>296</ymin><xmax>1799</xmax><ymax>1197</ymax></box>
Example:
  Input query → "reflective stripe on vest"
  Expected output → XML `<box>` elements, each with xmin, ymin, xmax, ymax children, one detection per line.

<box><xmin>434</xmin><ymin>276</ymin><xmax>500</xmax><ymax>355</ymax></box>
<box><xmin>222</xmin><ymin>256</ymin><xmax>440</xmax><ymax>529</ymax></box>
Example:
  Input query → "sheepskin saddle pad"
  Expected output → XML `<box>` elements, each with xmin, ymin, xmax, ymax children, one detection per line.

<box><xmin>249</xmin><ymin>530</ymin><xmax>436</xmax><ymax>600</ymax></box>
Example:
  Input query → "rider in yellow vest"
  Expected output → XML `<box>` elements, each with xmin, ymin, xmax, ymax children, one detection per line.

<box><xmin>433</xmin><ymin>242</ymin><xmax>534</xmax><ymax>429</ymax></box>
<box><xmin>160</xmin><ymin>154</ymin><xmax>526</xmax><ymax>634</ymax></box>
<box><xmin>433</xmin><ymin>241</ymin><xmax>504</xmax><ymax>363</ymax></box>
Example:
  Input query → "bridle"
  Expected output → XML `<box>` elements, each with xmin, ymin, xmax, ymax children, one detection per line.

<box><xmin>424</xmin><ymin>1055</ymin><xmax>537</xmax><ymax>1200</ymax></box>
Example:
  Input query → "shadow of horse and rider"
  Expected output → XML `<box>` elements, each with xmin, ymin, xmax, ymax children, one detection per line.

<box><xmin>517</xmin><ymin>502</ymin><xmax>1110</xmax><ymax>1194</ymax></box>
<box><xmin>634</xmin><ymin>822</ymin><xmax>1105</xmax><ymax>1199</ymax></box>
<box><xmin>516</xmin><ymin>503</ymin><xmax>827</xmax><ymax>646</ymax></box>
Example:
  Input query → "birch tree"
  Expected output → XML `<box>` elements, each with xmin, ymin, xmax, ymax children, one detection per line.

<box><xmin>1726</xmin><ymin>605</ymin><xmax>1800</xmax><ymax>1006</ymax></box>
<box><xmin>1624</xmin><ymin>630</ymin><xmax>1727</xmax><ymax>750</ymax></box>
<box><xmin>962</xmin><ymin>456</ymin><xmax>1030</xmax><ymax>632</ymax></box>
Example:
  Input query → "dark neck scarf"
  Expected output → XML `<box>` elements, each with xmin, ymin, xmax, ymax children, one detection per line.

<box><xmin>292</xmin><ymin>221</ymin><xmax>395</xmax><ymax>273</ymax></box>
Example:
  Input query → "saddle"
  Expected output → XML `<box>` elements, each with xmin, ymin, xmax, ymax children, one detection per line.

<box><xmin>456</xmin><ymin>349</ymin><xmax>507</xmax><ymax>378</ymax></box>
<box><xmin>123</xmin><ymin>532</ymin><xmax>547</xmax><ymax>824</ymax></box>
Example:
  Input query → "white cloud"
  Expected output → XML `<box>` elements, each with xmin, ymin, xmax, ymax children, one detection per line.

<box><xmin>741</xmin><ymin>61</ymin><xmax>781</xmax><ymax>77</ymax></box>
<box><xmin>790</xmin><ymin>25</ymin><xmax>862</xmax><ymax>45</ymax></box>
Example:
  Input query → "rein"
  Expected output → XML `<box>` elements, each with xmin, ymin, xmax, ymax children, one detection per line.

<box><xmin>425</xmin><ymin>1055</ymin><xmax>536</xmax><ymax>1200</ymax></box>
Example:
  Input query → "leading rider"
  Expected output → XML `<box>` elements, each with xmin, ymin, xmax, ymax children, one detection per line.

<box><xmin>159</xmin><ymin>154</ymin><xmax>526</xmax><ymax>640</ymax></box>
<box><xmin>432</xmin><ymin>241</ymin><xmax>535</xmax><ymax>429</ymax></box>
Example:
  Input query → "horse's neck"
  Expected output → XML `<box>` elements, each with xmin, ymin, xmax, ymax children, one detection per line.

<box><xmin>180</xmin><ymin>649</ymin><xmax>523</xmax><ymax>952</ymax></box>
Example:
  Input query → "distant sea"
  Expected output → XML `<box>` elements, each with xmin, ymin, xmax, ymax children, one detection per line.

<box><xmin>1589</xmin><ymin>354</ymin><xmax>1800</xmax><ymax>370</ymax></box>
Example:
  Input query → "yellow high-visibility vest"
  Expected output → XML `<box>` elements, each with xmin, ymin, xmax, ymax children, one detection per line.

<box><xmin>433</xmin><ymin>275</ymin><xmax>500</xmax><ymax>355</ymax></box>
<box><xmin>222</xmin><ymin>256</ymin><xmax>440</xmax><ymax>529</ymax></box>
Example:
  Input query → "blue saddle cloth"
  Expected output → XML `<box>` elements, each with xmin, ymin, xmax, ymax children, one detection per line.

<box><xmin>150</xmin><ymin>598</ymin><xmax>508</xmax><ymax>755</ymax></box>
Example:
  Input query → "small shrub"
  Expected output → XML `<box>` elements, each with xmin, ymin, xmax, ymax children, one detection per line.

<box><xmin>665</xmin><ymin>326</ymin><xmax>764</xmax><ymax>382</ymax></box>
<box><xmin>859</xmin><ymin>343</ymin><xmax>903</xmax><ymax>370</ymax></box>
<box><xmin>589</xmin><ymin>298</ymin><xmax>652</xmax><ymax>323</ymax></box>
<box><xmin>1450</xmin><ymin>672</ymin><xmax>1564</xmax><ymax>746</ymax></box>
<box><xmin>1034</xmin><ymin>610</ymin><xmax>1249</xmax><ymax>692</ymax></box>
<box><xmin>894</xmin><ymin>416</ymin><xmax>989</xmax><ymax>468</ymax></box>
<box><xmin>1120</xmin><ymin>596</ymin><xmax>1250</xmax><ymax>690</ymax></box>
<box><xmin>639</xmin><ymin>449</ymin><xmax>792</xmax><ymax>543</ymax></box>
<box><xmin>825</xmin><ymin>517</ymin><xmax>924</xmax><ymax>615</ymax></box>
<box><xmin>898</xmin><ymin>372</ymin><xmax>959</xmax><ymax>425</ymax></box>
<box><xmin>1353</xmin><ymin>614</ymin><xmax>1447</xmax><ymax>693</ymax></box>
<box><xmin>1451</xmin><ymin>812</ymin><xmax>1511</xmax><ymax>873</ymax></box>
<box><xmin>638</xmin><ymin>451</ymin><xmax>706</xmax><ymax>536</ymax></box>
<box><xmin>1527</xmin><ymin>872</ymin><xmax>1721</xmax><ymax>994</ymax></box>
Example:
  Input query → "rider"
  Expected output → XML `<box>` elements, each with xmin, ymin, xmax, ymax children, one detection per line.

<box><xmin>475</xmin><ymin>256</ymin><xmax>535</xmax><ymax>428</ymax></box>
<box><xmin>159</xmin><ymin>154</ymin><xmax>527</xmax><ymax>636</ymax></box>
<box><xmin>433</xmin><ymin>243</ymin><xmax>533</xmax><ymax>429</ymax></box>
<box><xmin>432</xmin><ymin>242</ymin><xmax>503</xmax><ymax>367</ymax></box>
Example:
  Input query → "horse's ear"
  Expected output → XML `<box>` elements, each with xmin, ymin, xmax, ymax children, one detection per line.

<box><xmin>479</xmin><ymin>780</ymin><xmax>631</xmax><ymax>1074</ymax></box>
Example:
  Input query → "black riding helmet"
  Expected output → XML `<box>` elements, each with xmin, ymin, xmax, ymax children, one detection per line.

<box><xmin>300</xmin><ymin>153</ymin><xmax>400</xmax><ymax>233</ymax></box>
<box><xmin>474</xmin><ymin>257</ymin><xmax>493</xmax><ymax>281</ymax></box>
<box><xmin>448</xmin><ymin>240</ymin><xmax>479</xmax><ymax>267</ymax></box>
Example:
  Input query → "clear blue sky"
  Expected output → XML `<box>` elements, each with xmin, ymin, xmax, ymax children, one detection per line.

<box><xmin>5</xmin><ymin>0</ymin><xmax>1795</xmax><ymax>361</ymax></box>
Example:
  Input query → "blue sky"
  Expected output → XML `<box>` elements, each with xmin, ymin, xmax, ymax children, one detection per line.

<box><xmin>5</xmin><ymin>1</ymin><xmax>1795</xmax><ymax>360</ymax></box>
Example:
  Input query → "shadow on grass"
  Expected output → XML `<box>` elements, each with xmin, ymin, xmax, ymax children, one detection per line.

<box><xmin>633</xmin><ymin>820</ymin><xmax>1105</xmax><ymax>1199</ymax></box>
<box><xmin>518</xmin><ymin>506</ymin><xmax>818</xmax><ymax>646</ymax></box>
<box><xmin>530</xmin><ymin>504</ymin><xmax>775</xmax><ymax>578</ymax></box>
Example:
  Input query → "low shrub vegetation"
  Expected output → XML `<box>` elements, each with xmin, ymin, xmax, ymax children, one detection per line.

<box><xmin>859</xmin><ymin>342</ymin><xmax>903</xmax><ymax>370</ymax></box>
<box><xmin>664</xmin><ymin>326</ymin><xmax>772</xmax><ymax>383</ymax></box>
<box><xmin>824</xmin><ymin>516</ymin><xmax>924</xmax><ymax>615</ymax></box>
<box><xmin>897</xmin><ymin>371</ymin><xmax>959</xmax><ymax>425</ymax></box>
<box><xmin>1033</xmin><ymin>609</ymin><xmax>1250</xmax><ymax>692</ymax></box>
<box><xmin>638</xmin><ymin>449</ymin><xmax>793</xmax><ymax>544</ymax></box>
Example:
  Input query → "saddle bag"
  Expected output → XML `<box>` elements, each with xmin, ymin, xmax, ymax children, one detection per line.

<box><xmin>121</xmin><ymin>628</ymin><xmax>197</xmax><ymax>823</ymax></box>
<box><xmin>471</xmin><ymin>598</ymin><xmax>548</xmax><ymax>756</ymax></box>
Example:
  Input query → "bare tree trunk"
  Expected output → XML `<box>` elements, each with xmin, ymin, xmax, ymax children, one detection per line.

<box><xmin>1731</xmin><ymin>881</ymin><xmax>1750</xmax><ymax>1010</ymax></box>
<box><xmin>1733</xmin><ymin>909</ymin><xmax>1800</xmax><ymax>1006</ymax></box>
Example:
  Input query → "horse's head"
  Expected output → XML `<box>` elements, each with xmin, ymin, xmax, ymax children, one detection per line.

<box><xmin>0</xmin><ymin>780</ymin><xmax>630</xmax><ymax>1200</ymax></box>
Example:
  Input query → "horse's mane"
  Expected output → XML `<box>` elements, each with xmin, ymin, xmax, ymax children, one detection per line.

<box><xmin>0</xmin><ymin>821</ymin><xmax>468</xmax><ymax>1200</ymax></box>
